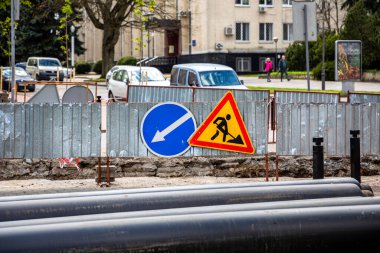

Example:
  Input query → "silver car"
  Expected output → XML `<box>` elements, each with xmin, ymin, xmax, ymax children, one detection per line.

<box><xmin>170</xmin><ymin>63</ymin><xmax>247</xmax><ymax>89</ymax></box>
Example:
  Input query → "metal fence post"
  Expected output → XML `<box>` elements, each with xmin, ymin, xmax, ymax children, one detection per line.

<box><xmin>350</xmin><ymin>130</ymin><xmax>361</xmax><ymax>183</ymax></box>
<box><xmin>313</xmin><ymin>137</ymin><xmax>324</xmax><ymax>179</ymax></box>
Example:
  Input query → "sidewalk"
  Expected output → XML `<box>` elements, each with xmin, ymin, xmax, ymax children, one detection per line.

<box><xmin>241</xmin><ymin>76</ymin><xmax>380</xmax><ymax>92</ymax></box>
<box><xmin>76</xmin><ymin>74</ymin><xmax>380</xmax><ymax>92</ymax></box>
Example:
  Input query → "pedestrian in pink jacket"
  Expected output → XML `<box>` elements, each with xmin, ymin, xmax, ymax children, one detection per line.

<box><xmin>265</xmin><ymin>57</ymin><xmax>273</xmax><ymax>82</ymax></box>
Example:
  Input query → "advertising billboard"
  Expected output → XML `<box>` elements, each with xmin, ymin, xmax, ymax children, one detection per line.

<box><xmin>335</xmin><ymin>40</ymin><xmax>362</xmax><ymax>81</ymax></box>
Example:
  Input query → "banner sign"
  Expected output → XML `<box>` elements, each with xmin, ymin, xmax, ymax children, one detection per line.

<box><xmin>335</xmin><ymin>40</ymin><xmax>362</xmax><ymax>81</ymax></box>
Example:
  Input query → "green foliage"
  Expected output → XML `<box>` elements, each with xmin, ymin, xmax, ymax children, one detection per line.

<box><xmin>285</xmin><ymin>42</ymin><xmax>306</xmax><ymax>71</ymax></box>
<box><xmin>117</xmin><ymin>56</ymin><xmax>138</xmax><ymax>66</ymax></box>
<box><xmin>75</xmin><ymin>61</ymin><xmax>92</xmax><ymax>74</ymax></box>
<box><xmin>310</xmin><ymin>33</ymin><xmax>341</xmax><ymax>67</ymax></box>
<box><xmin>341</xmin><ymin>0</ymin><xmax>380</xmax><ymax>68</ymax></box>
<box><xmin>93</xmin><ymin>60</ymin><xmax>103</xmax><ymax>74</ymax></box>
<box><xmin>0</xmin><ymin>0</ymin><xmax>85</xmax><ymax>66</ymax></box>
<box><xmin>312</xmin><ymin>61</ymin><xmax>335</xmax><ymax>81</ymax></box>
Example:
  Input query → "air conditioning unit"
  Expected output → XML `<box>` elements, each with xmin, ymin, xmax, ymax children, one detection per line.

<box><xmin>259</xmin><ymin>6</ymin><xmax>266</xmax><ymax>13</ymax></box>
<box><xmin>180</xmin><ymin>11</ymin><xmax>188</xmax><ymax>17</ymax></box>
<box><xmin>215</xmin><ymin>42</ymin><xmax>224</xmax><ymax>50</ymax></box>
<box><xmin>224</xmin><ymin>26</ymin><xmax>234</xmax><ymax>36</ymax></box>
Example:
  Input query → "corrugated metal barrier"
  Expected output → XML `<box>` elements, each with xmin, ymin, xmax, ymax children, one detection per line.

<box><xmin>127</xmin><ymin>86</ymin><xmax>270</xmax><ymax>103</ymax></box>
<box><xmin>348</xmin><ymin>92</ymin><xmax>380</xmax><ymax>104</ymax></box>
<box><xmin>275</xmin><ymin>91</ymin><xmax>340</xmax><ymax>104</ymax></box>
<box><xmin>276</xmin><ymin>103</ymin><xmax>380</xmax><ymax>156</ymax></box>
<box><xmin>107</xmin><ymin>102</ymin><xmax>268</xmax><ymax>157</ymax></box>
<box><xmin>127</xmin><ymin>86</ymin><xmax>193</xmax><ymax>103</ymax></box>
<box><xmin>193</xmin><ymin>88</ymin><xmax>270</xmax><ymax>102</ymax></box>
<box><xmin>0</xmin><ymin>103</ymin><xmax>101</xmax><ymax>158</ymax></box>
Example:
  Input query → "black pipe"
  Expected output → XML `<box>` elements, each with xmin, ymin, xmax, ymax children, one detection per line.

<box><xmin>350</xmin><ymin>130</ymin><xmax>361</xmax><ymax>183</ymax></box>
<box><xmin>1</xmin><ymin>205</ymin><xmax>380</xmax><ymax>253</ymax></box>
<box><xmin>0</xmin><ymin>177</ymin><xmax>361</xmax><ymax>202</ymax></box>
<box><xmin>313</xmin><ymin>137</ymin><xmax>324</xmax><ymax>179</ymax></box>
<box><xmin>2</xmin><ymin>196</ymin><xmax>380</xmax><ymax>229</ymax></box>
<box><xmin>0</xmin><ymin>184</ymin><xmax>363</xmax><ymax>222</ymax></box>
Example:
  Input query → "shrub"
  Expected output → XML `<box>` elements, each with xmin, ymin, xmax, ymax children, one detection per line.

<box><xmin>312</xmin><ymin>61</ymin><xmax>335</xmax><ymax>81</ymax></box>
<box><xmin>93</xmin><ymin>60</ymin><xmax>102</xmax><ymax>74</ymax></box>
<box><xmin>75</xmin><ymin>61</ymin><xmax>92</xmax><ymax>74</ymax></box>
<box><xmin>117</xmin><ymin>56</ymin><xmax>137</xmax><ymax>66</ymax></box>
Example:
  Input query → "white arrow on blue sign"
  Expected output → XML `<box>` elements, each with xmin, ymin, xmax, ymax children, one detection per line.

<box><xmin>141</xmin><ymin>102</ymin><xmax>197</xmax><ymax>157</ymax></box>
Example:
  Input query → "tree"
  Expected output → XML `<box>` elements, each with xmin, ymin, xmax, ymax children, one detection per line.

<box><xmin>316</xmin><ymin>0</ymin><xmax>345</xmax><ymax>33</ymax></box>
<box><xmin>0</xmin><ymin>0</ymin><xmax>85</xmax><ymax>66</ymax></box>
<box><xmin>77</xmin><ymin>0</ymin><xmax>156</xmax><ymax>77</ymax></box>
<box><xmin>340</xmin><ymin>0</ymin><xmax>380</xmax><ymax>68</ymax></box>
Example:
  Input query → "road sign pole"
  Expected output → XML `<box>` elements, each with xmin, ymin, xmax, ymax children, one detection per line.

<box><xmin>304</xmin><ymin>4</ymin><xmax>311</xmax><ymax>91</ymax></box>
<box><xmin>10</xmin><ymin>0</ymin><xmax>16</xmax><ymax>102</ymax></box>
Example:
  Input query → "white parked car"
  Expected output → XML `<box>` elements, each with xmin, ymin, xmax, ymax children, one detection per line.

<box><xmin>170</xmin><ymin>63</ymin><xmax>247</xmax><ymax>89</ymax></box>
<box><xmin>108</xmin><ymin>66</ymin><xmax>170</xmax><ymax>101</ymax></box>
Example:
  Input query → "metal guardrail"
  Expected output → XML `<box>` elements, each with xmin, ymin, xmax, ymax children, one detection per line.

<box><xmin>107</xmin><ymin>102</ymin><xmax>268</xmax><ymax>157</ymax></box>
<box><xmin>276</xmin><ymin>103</ymin><xmax>380</xmax><ymax>156</ymax></box>
<box><xmin>0</xmin><ymin>103</ymin><xmax>101</xmax><ymax>158</ymax></box>
<box><xmin>275</xmin><ymin>91</ymin><xmax>340</xmax><ymax>104</ymax></box>
<box><xmin>348</xmin><ymin>92</ymin><xmax>380</xmax><ymax>104</ymax></box>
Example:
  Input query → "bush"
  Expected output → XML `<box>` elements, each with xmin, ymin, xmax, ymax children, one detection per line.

<box><xmin>312</xmin><ymin>61</ymin><xmax>335</xmax><ymax>81</ymax></box>
<box><xmin>75</xmin><ymin>61</ymin><xmax>92</xmax><ymax>74</ymax></box>
<box><xmin>93</xmin><ymin>60</ymin><xmax>102</xmax><ymax>74</ymax></box>
<box><xmin>117</xmin><ymin>56</ymin><xmax>137</xmax><ymax>66</ymax></box>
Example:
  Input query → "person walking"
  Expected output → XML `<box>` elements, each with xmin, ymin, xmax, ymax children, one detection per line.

<box><xmin>278</xmin><ymin>55</ymin><xmax>290</xmax><ymax>82</ymax></box>
<box><xmin>264</xmin><ymin>58</ymin><xmax>273</xmax><ymax>82</ymax></box>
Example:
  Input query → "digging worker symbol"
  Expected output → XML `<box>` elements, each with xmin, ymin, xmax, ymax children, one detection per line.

<box><xmin>211</xmin><ymin>114</ymin><xmax>244</xmax><ymax>145</ymax></box>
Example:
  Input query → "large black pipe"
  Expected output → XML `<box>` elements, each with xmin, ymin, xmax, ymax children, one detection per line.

<box><xmin>0</xmin><ymin>177</ymin><xmax>361</xmax><ymax>202</ymax></box>
<box><xmin>0</xmin><ymin>183</ymin><xmax>363</xmax><ymax>222</ymax></box>
<box><xmin>1</xmin><ymin>205</ymin><xmax>380</xmax><ymax>253</ymax></box>
<box><xmin>2</xmin><ymin>196</ymin><xmax>380</xmax><ymax>228</ymax></box>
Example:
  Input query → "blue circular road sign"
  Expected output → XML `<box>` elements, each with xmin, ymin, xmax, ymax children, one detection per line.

<box><xmin>141</xmin><ymin>103</ymin><xmax>196</xmax><ymax>157</ymax></box>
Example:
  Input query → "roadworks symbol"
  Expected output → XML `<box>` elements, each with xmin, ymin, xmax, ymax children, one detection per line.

<box><xmin>189</xmin><ymin>91</ymin><xmax>255</xmax><ymax>154</ymax></box>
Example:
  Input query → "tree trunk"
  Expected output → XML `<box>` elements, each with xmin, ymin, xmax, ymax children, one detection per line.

<box><xmin>101</xmin><ymin>26</ymin><xmax>121</xmax><ymax>78</ymax></box>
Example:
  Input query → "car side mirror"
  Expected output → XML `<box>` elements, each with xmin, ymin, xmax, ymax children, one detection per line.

<box><xmin>240</xmin><ymin>80</ymin><xmax>244</xmax><ymax>85</ymax></box>
<box><xmin>125</xmin><ymin>79</ymin><xmax>129</xmax><ymax>85</ymax></box>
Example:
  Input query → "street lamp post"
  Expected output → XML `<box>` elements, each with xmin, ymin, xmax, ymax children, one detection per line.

<box><xmin>70</xmin><ymin>25</ymin><xmax>75</xmax><ymax>69</ymax></box>
<box><xmin>273</xmin><ymin>37</ymin><xmax>278</xmax><ymax>71</ymax></box>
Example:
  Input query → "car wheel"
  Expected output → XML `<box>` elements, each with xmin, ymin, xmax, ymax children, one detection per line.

<box><xmin>28</xmin><ymin>84</ymin><xmax>36</xmax><ymax>92</ymax></box>
<box><xmin>108</xmin><ymin>91</ymin><xmax>115</xmax><ymax>102</ymax></box>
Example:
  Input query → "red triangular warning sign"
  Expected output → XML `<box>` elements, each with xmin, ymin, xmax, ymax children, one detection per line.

<box><xmin>189</xmin><ymin>91</ymin><xmax>255</xmax><ymax>154</ymax></box>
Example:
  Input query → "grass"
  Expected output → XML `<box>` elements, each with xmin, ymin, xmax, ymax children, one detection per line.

<box><xmin>247</xmin><ymin>86</ymin><xmax>347</xmax><ymax>96</ymax></box>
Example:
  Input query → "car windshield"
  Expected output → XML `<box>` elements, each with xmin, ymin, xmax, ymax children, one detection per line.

<box><xmin>199</xmin><ymin>70</ymin><xmax>240</xmax><ymax>86</ymax></box>
<box><xmin>38</xmin><ymin>59</ymin><xmax>61</xmax><ymax>67</ymax></box>
<box><xmin>132</xmin><ymin>68</ymin><xmax>166</xmax><ymax>82</ymax></box>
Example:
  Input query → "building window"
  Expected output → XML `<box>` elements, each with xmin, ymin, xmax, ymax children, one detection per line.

<box><xmin>235</xmin><ymin>0</ymin><xmax>249</xmax><ymax>5</ymax></box>
<box><xmin>259</xmin><ymin>23</ymin><xmax>273</xmax><ymax>41</ymax></box>
<box><xmin>283</xmin><ymin>0</ymin><xmax>292</xmax><ymax>6</ymax></box>
<box><xmin>259</xmin><ymin>0</ymin><xmax>273</xmax><ymax>6</ymax></box>
<box><xmin>236</xmin><ymin>23</ymin><xmax>250</xmax><ymax>41</ymax></box>
<box><xmin>236</xmin><ymin>57</ymin><xmax>251</xmax><ymax>72</ymax></box>
<box><xmin>283</xmin><ymin>23</ymin><xmax>293</xmax><ymax>41</ymax></box>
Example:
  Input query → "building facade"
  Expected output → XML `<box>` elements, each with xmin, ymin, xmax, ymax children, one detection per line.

<box><xmin>77</xmin><ymin>0</ymin><xmax>300</xmax><ymax>72</ymax></box>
